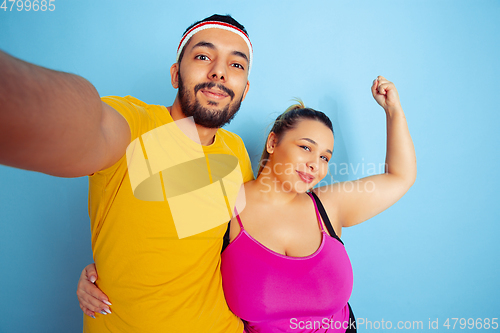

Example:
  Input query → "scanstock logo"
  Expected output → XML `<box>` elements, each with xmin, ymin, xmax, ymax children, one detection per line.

<box><xmin>125</xmin><ymin>117</ymin><xmax>245</xmax><ymax>238</ymax></box>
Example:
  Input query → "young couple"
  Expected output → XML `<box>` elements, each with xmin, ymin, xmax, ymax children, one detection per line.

<box><xmin>0</xmin><ymin>13</ymin><xmax>415</xmax><ymax>333</ymax></box>
<box><xmin>75</xmin><ymin>14</ymin><xmax>416</xmax><ymax>333</ymax></box>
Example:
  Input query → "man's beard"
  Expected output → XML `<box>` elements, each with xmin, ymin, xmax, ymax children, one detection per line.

<box><xmin>178</xmin><ymin>74</ymin><xmax>244</xmax><ymax>129</ymax></box>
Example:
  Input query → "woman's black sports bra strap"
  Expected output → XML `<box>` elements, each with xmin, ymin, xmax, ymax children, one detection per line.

<box><xmin>310</xmin><ymin>191</ymin><xmax>344</xmax><ymax>245</ymax></box>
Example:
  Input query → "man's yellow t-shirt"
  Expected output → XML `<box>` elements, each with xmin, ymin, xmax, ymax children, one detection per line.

<box><xmin>83</xmin><ymin>96</ymin><xmax>253</xmax><ymax>333</ymax></box>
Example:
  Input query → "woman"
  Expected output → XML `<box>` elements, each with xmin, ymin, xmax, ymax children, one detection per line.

<box><xmin>77</xmin><ymin>76</ymin><xmax>416</xmax><ymax>332</ymax></box>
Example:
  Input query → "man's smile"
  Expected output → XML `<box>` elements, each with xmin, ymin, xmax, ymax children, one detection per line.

<box><xmin>200</xmin><ymin>88</ymin><xmax>229</xmax><ymax>100</ymax></box>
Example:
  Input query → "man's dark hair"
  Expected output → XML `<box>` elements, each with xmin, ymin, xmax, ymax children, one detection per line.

<box><xmin>178</xmin><ymin>14</ymin><xmax>248</xmax><ymax>64</ymax></box>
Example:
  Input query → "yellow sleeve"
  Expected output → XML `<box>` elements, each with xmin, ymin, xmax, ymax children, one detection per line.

<box><xmin>240</xmin><ymin>144</ymin><xmax>254</xmax><ymax>183</ymax></box>
<box><xmin>234</xmin><ymin>135</ymin><xmax>254</xmax><ymax>183</ymax></box>
<box><xmin>91</xmin><ymin>96</ymin><xmax>146</xmax><ymax>177</ymax></box>
<box><xmin>101</xmin><ymin>95</ymin><xmax>144</xmax><ymax>142</ymax></box>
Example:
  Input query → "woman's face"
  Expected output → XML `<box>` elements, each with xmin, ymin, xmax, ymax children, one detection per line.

<box><xmin>264</xmin><ymin>119</ymin><xmax>334</xmax><ymax>193</ymax></box>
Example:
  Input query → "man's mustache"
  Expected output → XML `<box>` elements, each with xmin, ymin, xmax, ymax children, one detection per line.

<box><xmin>194</xmin><ymin>82</ymin><xmax>235</xmax><ymax>100</ymax></box>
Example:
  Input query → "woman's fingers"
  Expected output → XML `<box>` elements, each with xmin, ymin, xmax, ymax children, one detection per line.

<box><xmin>81</xmin><ymin>278</ymin><xmax>110</xmax><ymax>303</ymax></box>
<box><xmin>374</xmin><ymin>76</ymin><xmax>392</xmax><ymax>94</ymax></box>
<box><xmin>80</xmin><ymin>302</ymin><xmax>96</xmax><ymax>319</ymax></box>
<box><xmin>77</xmin><ymin>263</ymin><xmax>112</xmax><ymax>318</ymax></box>
<box><xmin>378</xmin><ymin>82</ymin><xmax>392</xmax><ymax>95</ymax></box>
<box><xmin>84</xmin><ymin>263</ymin><xmax>98</xmax><ymax>283</ymax></box>
<box><xmin>78</xmin><ymin>286</ymin><xmax>112</xmax><ymax>315</ymax></box>
<box><xmin>371</xmin><ymin>78</ymin><xmax>379</xmax><ymax>96</ymax></box>
<box><xmin>372</xmin><ymin>76</ymin><xmax>401</xmax><ymax>110</ymax></box>
<box><xmin>371</xmin><ymin>76</ymin><xmax>401</xmax><ymax>110</ymax></box>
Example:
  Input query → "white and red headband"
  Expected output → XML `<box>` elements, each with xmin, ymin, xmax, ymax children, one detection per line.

<box><xmin>176</xmin><ymin>21</ymin><xmax>253</xmax><ymax>74</ymax></box>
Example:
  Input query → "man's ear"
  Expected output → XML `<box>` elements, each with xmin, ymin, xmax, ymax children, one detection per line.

<box><xmin>266</xmin><ymin>132</ymin><xmax>277</xmax><ymax>154</ymax></box>
<box><xmin>170</xmin><ymin>63</ymin><xmax>179</xmax><ymax>89</ymax></box>
<box><xmin>241</xmin><ymin>81</ymin><xmax>250</xmax><ymax>102</ymax></box>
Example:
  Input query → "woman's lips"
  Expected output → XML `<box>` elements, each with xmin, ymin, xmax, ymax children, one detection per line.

<box><xmin>296</xmin><ymin>171</ymin><xmax>315</xmax><ymax>183</ymax></box>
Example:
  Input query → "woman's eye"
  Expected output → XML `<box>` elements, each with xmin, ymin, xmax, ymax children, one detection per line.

<box><xmin>300</xmin><ymin>145</ymin><xmax>311</xmax><ymax>151</ymax></box>
<box><xmin>321</xmin><ymin>156</ymin><xmax>329</xmax><ymax>162</ymax></box>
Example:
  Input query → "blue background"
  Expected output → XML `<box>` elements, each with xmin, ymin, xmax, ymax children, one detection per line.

<box><xmin>1</xmin><ymin>0</ymin><xmax>499</xmax><ymax>332</ymax></box>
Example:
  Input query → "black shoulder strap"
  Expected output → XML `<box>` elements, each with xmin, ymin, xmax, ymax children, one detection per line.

<box><xmin>310</xmin><ymin>191</ymin><xmax>344</xmax><ymax>245</ymax></box>
<box><xmin>221</xmin><ymin>222</ymin><xmax>231</xmax><ymax>253</ymax></box>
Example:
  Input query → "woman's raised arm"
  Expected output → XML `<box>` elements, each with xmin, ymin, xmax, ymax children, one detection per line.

<box><xmin>315</xmin><ymin>76</ymin><xmax>416</xmax><ymax>228</ymax></box>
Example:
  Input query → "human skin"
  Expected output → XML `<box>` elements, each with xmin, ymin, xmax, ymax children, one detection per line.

<box><xmin>229</xmin><ymin>76</ymin><xmax>416</xmax><ymax>256</ymax></box>
<box><xmin>74</xmin><ymin>27</ymin><xmax>252</xmax><ymax>318</ymax></box>
<box><xmin>169</xmin><ymin>28</ymin><xmax>250</xmax><ymax>145</ymax></box>
<box><xmin>229</xmin><ymin>118</ymin><xmax>334</xmax><ymax>257</ymax></box>
<box><xmin>0</xmin><ymin>26</ymin><xmax>252</xmax><ymax>318</ymax></box>
<box><xmin>0</xmin><ymin>27</ymin><xmax>250</xmax><ymax>174</ymax></box>
<box><xmin>0</xmin><ymin>50</ymin><xmax>130</xmax><ymax>177</ymax></box>
<box><xmin>78</xmin><ymin>76</ymin><xmax>416</xmax><ymax>316</ymax></box>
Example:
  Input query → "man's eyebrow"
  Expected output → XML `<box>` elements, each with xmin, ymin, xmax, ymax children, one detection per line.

<box><xmin>191</xmin><ymin>41</ymin><xmax>248</xmax><ymax>64</ymax></box>
<box><xmin>300</xmin><ymin>138</ymin><xmax>333</xmax><ymax>155</ymax></box>
<box><xmin>232</xmin><ymin>51</ymin><xmax>249</xmax><ymax>64</ymax></box>
<box><xmin>191</xmin><ymin>41</ymin><xmax>216</xmax><ymax>50</ymax></box>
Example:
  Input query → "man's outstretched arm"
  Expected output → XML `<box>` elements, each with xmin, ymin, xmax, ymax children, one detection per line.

<box><xmin>0</xmin><ymin>50</ymin><xmax>130</xmax><ymax>177</ymax></box>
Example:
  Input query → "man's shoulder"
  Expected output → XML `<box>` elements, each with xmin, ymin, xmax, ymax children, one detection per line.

<box><xmin>216</xmin><ymin>128</ymin><xmax>254</xmax><ymax>181</ymax></box>
<box><xmin>101</xmin><ymin>95</ymin><xmax>170</xmax><ymax>127</ymax></box>
<box><xmin>217</xmin><ymin>128</ymin><xmax>245</xmax><ymax>146</ymax></box>
<box><xmin>102</xmin><ymin>95</ymin><xmax>164</xmax><ymax>110</ymax></box>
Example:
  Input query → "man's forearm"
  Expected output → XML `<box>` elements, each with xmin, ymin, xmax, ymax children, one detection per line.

<box><xmin>0</xmin><ymin>50</ymin><xmax>106</xmax><ymax>176</ymax></box>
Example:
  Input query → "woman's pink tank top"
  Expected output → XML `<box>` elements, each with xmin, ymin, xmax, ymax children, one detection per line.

<box><xmin>221</xmin><ymin>192</ymin><xmax>353</xmax><ymax>333</ymax></box>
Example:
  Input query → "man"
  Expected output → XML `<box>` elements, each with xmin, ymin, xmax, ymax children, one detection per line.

<box><xmin>0</xmin><ymin>14</ymin><xmax>253</xmax><ymax>332</ymax></box>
